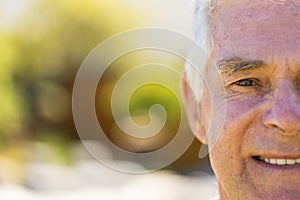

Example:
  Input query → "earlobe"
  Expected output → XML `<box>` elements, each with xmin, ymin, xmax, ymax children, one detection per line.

<box><xmin>190</xmin><ymin>121</ymin><xmax>208</xmax><ymax>145</ymax></box>
<box><xmin>182</xmin><ymin>73</ymin><xmax>208</xmax><ymax>144</ymax></box>
<box><xmin>196</xmin><ymin>124</ymin><xmax>208</xmax><ymax>144</ymax></box>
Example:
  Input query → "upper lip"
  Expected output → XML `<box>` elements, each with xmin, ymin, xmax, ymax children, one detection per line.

<box><xmin>252</xmin><ymin>154</ymin><xmax>300</xmax><ymax>159</ymax></box>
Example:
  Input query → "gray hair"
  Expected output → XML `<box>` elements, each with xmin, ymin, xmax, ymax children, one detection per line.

<box><xmin>185</xmin><ymin>0</ymin><xmax>218</xmax><ymax>102</ymax></box>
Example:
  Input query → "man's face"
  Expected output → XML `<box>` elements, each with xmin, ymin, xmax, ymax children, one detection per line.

<box><xmin>198</xmin><ymin>0</ymin><xmax>300</xmax><ymax>199</ymax></box>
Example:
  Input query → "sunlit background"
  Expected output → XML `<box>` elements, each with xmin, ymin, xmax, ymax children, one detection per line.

<box><xmin>0</xmin><ymin>0</ymin><xmax>218</xmax><ymax>199</ymax></box>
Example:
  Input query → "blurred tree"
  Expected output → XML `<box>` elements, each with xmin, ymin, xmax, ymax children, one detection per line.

<box><xmin>0</xmin><ymin>0</ymin><xmax>142</xmax><ymax>152</ymax></box>
<box><xmin>0</xmin><ymin>0</ymin><xmax>206</xmax><ymax>173</ymax></box>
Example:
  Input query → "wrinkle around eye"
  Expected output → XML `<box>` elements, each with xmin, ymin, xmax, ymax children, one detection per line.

<box><xmin>235</xmin><ymin>79</ymin><xmax>256</xmax><ymax>87</ymax></box>
<box><xmin>224</xmin><ymin>77</ymin><xmax>271</xmax><ymax>100</ymax></box>
<box><xmin>225</xmin><ymin>78</ymin><xmax>261</xmax><ymax>89</ymax></box>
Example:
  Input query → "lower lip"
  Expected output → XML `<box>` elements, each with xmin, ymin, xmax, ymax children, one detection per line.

<box><xmin>251</xmin><ymin>157</ymin><xmax>300</xmax><ymax>171</ymax></box>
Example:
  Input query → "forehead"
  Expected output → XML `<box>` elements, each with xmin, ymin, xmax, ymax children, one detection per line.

<box><xmin>210</xmin><ymin>0</ymin><xmax>300</xmax><ymax>62</ymax></box>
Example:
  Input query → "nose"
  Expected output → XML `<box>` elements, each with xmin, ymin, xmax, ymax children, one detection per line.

<box><xmin>263</xmin><ymin>79</ymin><xmax>300</xmax><ymax>136</ymax></box>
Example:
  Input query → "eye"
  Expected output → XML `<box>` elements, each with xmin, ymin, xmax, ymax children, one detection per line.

<box><xmin>235</xmin><ymin>79</ymin><xmax>256</xmax><ymax>87</ymax></box>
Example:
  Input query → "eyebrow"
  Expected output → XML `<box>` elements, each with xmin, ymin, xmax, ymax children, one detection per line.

<box><xmin>216</xmin><ymin>57</ymin><xmax>266</xmax><ymax>75</ymax></box>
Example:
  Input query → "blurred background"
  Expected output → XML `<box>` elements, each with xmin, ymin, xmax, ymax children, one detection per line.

<box><xmin>0</xmin><ymin>0</ymin><xmax>218</xmax><ymax>199</ymax></box>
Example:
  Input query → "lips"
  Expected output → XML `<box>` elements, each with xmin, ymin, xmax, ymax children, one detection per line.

<box><xmin>254</xmin><ymin>156</ymin><xmax>300</xmax><ymax>165</ymax></box>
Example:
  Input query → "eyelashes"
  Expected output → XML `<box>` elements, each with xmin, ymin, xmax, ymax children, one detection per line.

<box><xmin>226</xmin><ymin>77</ymin><xmax>271</xmax><ymax>97</ymax></box>
<box><xmin>234</xmin><ymin>78</ymin><xmax>257</xmax><ymax>87</ymax></box>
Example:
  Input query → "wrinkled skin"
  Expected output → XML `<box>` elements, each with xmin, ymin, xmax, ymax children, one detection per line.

<box><xmin>183</xmin><ymin>0</ymin><xmax>300</xmax><ymax>199</ymax></box>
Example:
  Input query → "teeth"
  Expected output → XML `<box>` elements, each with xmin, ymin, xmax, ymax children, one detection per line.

<box><xmin>287</xmin><ymin>159</ymin><xmax>296</xmax><ymax>165</ymax></box>
<box><xmin>276</xmin><ymin>159</ymin><xmax>286</xmax><ymax>165</ymax></box>
<box><xmin>269</xmin><ymin>158</ymin><xmax>277</xmax><ymax>164</ymax></box>
<box><xmin>257</xmin><ymin>156</ymin><xmax>300</xmax><ymax>165</ymax></box>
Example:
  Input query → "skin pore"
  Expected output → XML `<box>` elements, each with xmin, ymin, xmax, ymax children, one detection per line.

<box><xmin>184</xmin><ymin>0</ymin><xmax>300</xmax><ymax>199</ymax></box>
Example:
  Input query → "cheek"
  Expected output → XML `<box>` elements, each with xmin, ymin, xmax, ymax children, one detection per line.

<box><xmin>218</xmin><ymin>97</ymin><xmax>264</xmax><ymax>156</ymax></box>
<box><xmin>224</xmin><ymin>94</ymin><xmax>263</xmax><ymax>125</ymax></box>
<box><xmin>208</xmin><ymin>103</ymin><xmax>246</xmax><ymax>171</ymax></box>
<box><xmin>208</xmin><ymin>128</ymin><xmax>246</xmax><ymax>196</ymax></box>
<box><xmin>208</xmin><ymin>97</ymin><xmax>265</xmax><ymax>178</ymax></box>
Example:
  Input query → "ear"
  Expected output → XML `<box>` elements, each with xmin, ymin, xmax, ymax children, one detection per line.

<box><xmin>182</xmin><ymin>73</ymin><xmax>208</xmax><ymax>144</ymax></box>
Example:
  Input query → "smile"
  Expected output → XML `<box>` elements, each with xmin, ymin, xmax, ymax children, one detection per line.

<box><xmin>254</xmin><ymin>156</ymin><xmax>300</xmax><ymax>165</ymax></box>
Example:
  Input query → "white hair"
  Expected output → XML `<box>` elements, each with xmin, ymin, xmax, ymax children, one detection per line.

<box><xmin>185</xmin><ymin>0</ymin><xmax>218</xmax><ymax>102</ymax></box>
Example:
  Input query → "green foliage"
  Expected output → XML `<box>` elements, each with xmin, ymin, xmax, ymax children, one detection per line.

<box><xmin>0</xmin><ymin>0</ymin><xmax>185</xmax><ymax>161</ymax></box>
<box><xmin>0</xmin><ymin>0</ymin><xmax>142</xmax><ymax>149</ymax></box>
<box><xmin>129</xmin><ymin>83</ymin><xmax>181</xmax><ymax>128</ymax></box>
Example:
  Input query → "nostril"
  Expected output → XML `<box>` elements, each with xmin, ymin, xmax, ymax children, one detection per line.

<box><xmin>271</xmin><ymin>124</ymin><xmax>285</xmax><ymax>133</ymax></box>
<box><xmin>263</xmin><ymin>104</ymin><xmax>300</xmax><ymax>135</ymax></box>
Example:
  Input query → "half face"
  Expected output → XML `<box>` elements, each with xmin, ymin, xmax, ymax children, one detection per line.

<box><xmin>201</xmin><ymin>1</ymin><xmax>300</xmax><ymax>199</ymax></box>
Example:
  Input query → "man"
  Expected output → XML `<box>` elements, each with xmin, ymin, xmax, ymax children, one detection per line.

<box><xmin>182</xmin><ymin>0</ymin><xmax>300</xmax><ymax>199</ymax></box>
